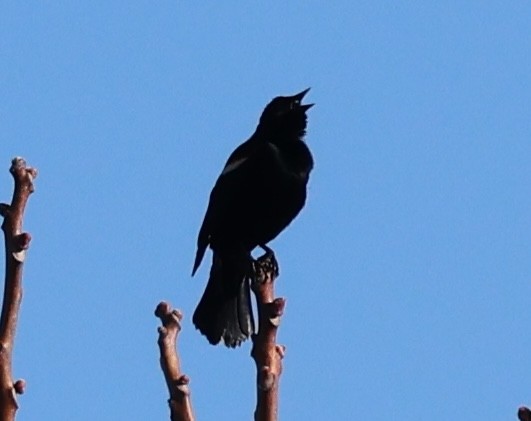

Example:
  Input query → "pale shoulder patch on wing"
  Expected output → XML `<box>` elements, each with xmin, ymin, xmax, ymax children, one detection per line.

<box><xmin>221</xmin><ymin>157</ymin><xmax>248</xmax><ymax>175</ymax></box>
<box><xmin>267</xmin><ymin>142</ymin><xmax>281</xmax><ymax>155</ymax></box>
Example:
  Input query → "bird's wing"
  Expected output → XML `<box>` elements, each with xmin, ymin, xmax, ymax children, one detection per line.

<box><xmin>192</xmin><ymin>211</ymin><xmax>210</xmax><ymax>276</ymax></box>
<box><xmin>192</xmin><ymin>138</ymin><xmax>259</xmax><ymax>275</ymax></box>
<box><xmin>220</xmin><ymin>138</ymin><xmax>257</xmax><ymax>176</ymax></box>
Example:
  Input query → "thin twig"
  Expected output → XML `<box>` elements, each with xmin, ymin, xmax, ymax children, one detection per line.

<box><xmin>0</xmin><ymin>157</ymin><xmax>36</xmax><ymax>421</ymax></box>
<box><xmin>251</xmin><ymin>253</ymin><xmax>285</xmax><ymax>421</ymax></box>
<box><xmin>155</xmin><ymin>302</ymin><xmax>195</xmax><ymax>421</ymax></box>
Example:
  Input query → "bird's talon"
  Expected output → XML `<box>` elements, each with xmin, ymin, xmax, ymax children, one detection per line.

<box><xmin>251</xmin><ymin>260</ymin><xmax>266</xmax><ymax>285</ymax></box>
<box><xmin>252</xmin><ymin>247</ymin><xmax>280</xmax><ymax>284</ymax></box>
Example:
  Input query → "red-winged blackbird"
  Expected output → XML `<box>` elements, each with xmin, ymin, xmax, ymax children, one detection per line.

<box><xmin>192</xmin><ymin>88</ymin><xmax>314</xmax><ymax>347</ymax></box>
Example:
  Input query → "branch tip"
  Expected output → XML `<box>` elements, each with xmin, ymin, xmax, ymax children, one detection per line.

<box><xmin>518</xmin><ymin>406</ymin><xmax>531</xmax><ymax>421</ymax></box>
<box><xmin>251</xmin><ymin>248</ymin><xmax>284</xmax><ymax>420</ymax></box>
<box><xmin>154</xmin><ymin>301</ymin><xmax>170</xmax><ymax>318</ymax></box>
<box><xmin>0</xmin><ymin>157</ymin><xmax>36</xmax><ymax>419</ymax></box>
<box><xmin>9</xmin><ymin>157</ymin><xmax>27</xmax><ymax>173</ymax></box>
<box><xmin>155</xmin><ymin>301</ymin><xmax>183</xmax><ymax>321</ymax></box>
<box><xmin>155</xmin><ymin>301</ymin><xmax>195</xmax><ymax>420</ymax></box>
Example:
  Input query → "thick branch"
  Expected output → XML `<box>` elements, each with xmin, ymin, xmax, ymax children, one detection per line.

<box><xmin>155</xmin><ymin>302</ymin><xmax>195</xmax><ymax>421</ymax></box>
<box><xmin>519</xmin><ymin>407</ymin><xmax>531</xmax><ymax>421</ymax></box>
<box><xmin>0</xmin><ymin>157</ymin><xmax>36</xmax><ymax>421</ymax></box>
<box><xmin>251</xmin><ymin>253</ymin><xmax>285</xmax><ymax>421</ymax></box>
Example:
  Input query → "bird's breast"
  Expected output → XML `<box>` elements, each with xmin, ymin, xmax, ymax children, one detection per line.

<box><xmin>266</xmin><ymin>141</ymin><xmax>313</xmax><ymax>181</ymax></box>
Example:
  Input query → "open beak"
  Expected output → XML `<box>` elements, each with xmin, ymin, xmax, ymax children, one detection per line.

<box><xmin>293</xmin><ymin>87</ymin><xmax>311</xmax><ymax>101</ymax></box>
<box><xmin>293</xmin><ymin>88</ymin><xmax>314</xmax><ymax>111</ymax></box>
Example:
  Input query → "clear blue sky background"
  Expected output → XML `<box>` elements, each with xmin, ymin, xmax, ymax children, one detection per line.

<box><xmin>1</xmin><ymin>2</ymin><xmax>530</xmax><ymax>420</ymax></box>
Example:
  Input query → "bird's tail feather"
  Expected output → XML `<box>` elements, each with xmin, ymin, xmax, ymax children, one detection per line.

<box><xmin>192</xmin><ymin>252</ymin><xmax>255</xmax><ymax>347</ymax></box>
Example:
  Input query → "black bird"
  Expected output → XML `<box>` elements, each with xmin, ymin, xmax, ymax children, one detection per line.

<box><xmin>192</xmin><ymin>88</ymin><xmax>314</xmax><ymax>347</ymax></box>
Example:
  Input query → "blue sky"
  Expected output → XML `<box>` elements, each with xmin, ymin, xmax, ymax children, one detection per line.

<box><xmin>1</xmin><ymin>2</ymin><xmax>530</xmax><ymax>420</ymax></box>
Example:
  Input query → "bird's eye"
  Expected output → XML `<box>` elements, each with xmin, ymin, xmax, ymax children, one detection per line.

<box><xmin>290</xmin><ymin>100</ymin><xmax>300</xmax><ymax>109</ymax></box>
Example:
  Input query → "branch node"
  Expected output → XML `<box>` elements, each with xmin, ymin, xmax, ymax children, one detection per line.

<box><xmin>267</xmin><ymin>298</ymin><xmax>286</xmax><ymax>327</ymax></box>
<box><xmin>13</xmin><ymin>251</ymin><xmax>26</xmax><ymax>263</ymax></box>
<box><xmin>13</xmin><ymin>380</ymin><xmax>26</xmax><ymax>395</ymax></box>
<box><xmin>257</xmin><ymin>366</ymin><xmax>276</xmax><ymax>391</ymax></box>
<box><xmin>275</xmin><ymin>344</ymin><xmax>286</xmax><ymax>359</ymax></box>
<box><xmin>271</xmin><ymin>297</ymin><xmax>285</xmax><ymax>313</ymax></box>
<box><xmin>177</xmin><ymin>374</ymin><xmax>190</xmax><ymax>386</ymax></box>
<box><xmin>12</xmin><ymin>233</ymin><xmax>32</xmax><ymax>262</ymax></box>
<box><xmin>174</xmin><ymin>384</ymin><xmax>190</xmax><ymax>396</ymax></box>
<box><xmin>13</xmin><ymin>233</ymin><xmax>31</xmax><ymax>252</ymax></box>
<box><xmin>174</xmin><ymin>374</ymin><xmax>191</xmax><ymax>395</ymax></box>
<box><xmin>269</xmin><ymin>316</ymin><xmax>281</xmax><ymax>327</ymax></box>
<box><xmin>0</xmin><ymin>204</ymin><xmax>9</xmax><ymax>217</ymax></box>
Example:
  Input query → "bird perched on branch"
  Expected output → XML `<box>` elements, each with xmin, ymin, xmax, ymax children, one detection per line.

<box><xmin>192</xmin><ymin>88</ymin><xmax>314</xmax><ymax>347</ymax></box>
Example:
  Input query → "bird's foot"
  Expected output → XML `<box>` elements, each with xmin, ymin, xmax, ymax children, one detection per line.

<box><xmin>251</xmin><ymin>245</ymin><xmax>279</xmax><ymax>284</ymax></box>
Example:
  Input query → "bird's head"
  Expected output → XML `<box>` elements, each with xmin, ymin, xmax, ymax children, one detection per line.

<box><xmin>257</xmin><ymin>88</ymin><xmax>314</xmax><ymax>139</ymax></box>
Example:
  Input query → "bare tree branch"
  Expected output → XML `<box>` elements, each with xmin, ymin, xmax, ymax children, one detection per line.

<box><xmin>155</xmin><ymin>302</ymin><xmax>195</xmax><ymax>421</ymax></box>
<box><xmin>0</xmin><ymin>157</ymin><xmax>36</xmax><ymax>421</ymax></box>
<box><xmin>251</xmin><ymin>253</ymin><xmax>285</xmax><ymax>421</ymax></box>
<box><xmin>518</xmin><ymin>406</ymin><xmax>531</xmax><ymax>421</ymax></box>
